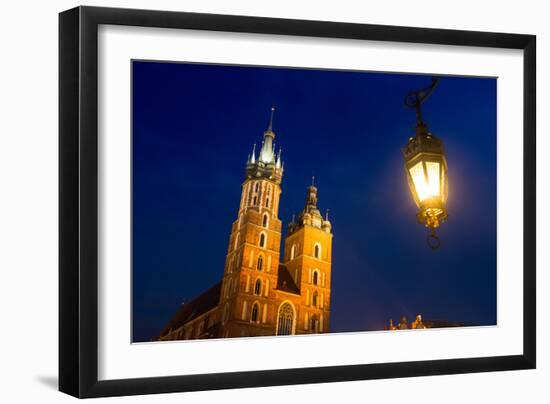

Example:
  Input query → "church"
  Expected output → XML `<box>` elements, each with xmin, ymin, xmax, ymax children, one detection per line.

<box><xmin>157</xmin><ymin>108</ymin><xmax>333</xmax><ymax>340</ymax></box>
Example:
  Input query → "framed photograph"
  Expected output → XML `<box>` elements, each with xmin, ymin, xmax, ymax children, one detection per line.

<box><xmin>59</xmin><ymin>6</ymin><xmax>536</xmax><ymax>398</ymax></box>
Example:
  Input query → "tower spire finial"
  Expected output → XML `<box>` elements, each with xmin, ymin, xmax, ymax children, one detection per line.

<box><xmin>267</xmin><ymin>105</ymin><xmax>275</xmax><ymax>132</ymax></box>
<box><xmin>250</xmin><ymin>143</ymin><xmax>256</xmax><ymax>164</ymax></box>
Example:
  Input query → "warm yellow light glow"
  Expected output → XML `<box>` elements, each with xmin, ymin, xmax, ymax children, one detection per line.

<box><xmin>426</xmin><ymin>161</ymin><xmax>441</xmax><ymax>199</ymax></box>
<box><xmin>409</xmin><ymin>160</ymin><xmax>441</xmax><ymax>202</ymax></box>
<box><xmin>409</xmin><ymin>161</ymin><xmax>430</xmax><ymax>201</ymax></box>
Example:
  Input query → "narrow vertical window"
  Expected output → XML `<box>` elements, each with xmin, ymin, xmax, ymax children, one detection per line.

<box><xmin>314</xmin><ymin>243</ymin><xmax>321</xmax><ymax>259</ymax></box>
<box><xmin>251</xmin><ymin>303</ymin><xmax>259</xmax><ymax>323</ymax></box>
<box><xmin>254</xmin><ymin>279</ymin><xmax>262</xmax><ymax>295</ymax></box>
<box><xmin>262</xmin><ymin>213</ymin><xmax>269</xmax><ymax>227</ymax></box>
<box><xmin>290</xmin><ymin>244</ymin><xmax>296</xmax><ymax>260</ymax></box>
<box><xmin>259</xmin><ymin>232</ymin><xmax>266</xmax><ymax>248</ymax></box>
<box><xmin>265</xmin><ymin>197</ymin><xmax>270</xmax><ymax>208</ymax></box>
<box><xmin>257</xmin><ymin>255</ymin><xmax>263</xmax><ymax>271</ymax></box>
<box><xmin>312</xmin><ymin>291</ymin><xmax>318</xmax><ymax>307</ymax></box>
<box><xmin>312</xmin><ymin>271</ymin><xmax>319</xmax><ymax>285</ymax></box>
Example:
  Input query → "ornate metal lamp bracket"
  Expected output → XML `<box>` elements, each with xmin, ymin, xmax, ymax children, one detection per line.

<box><xmin>404</xmin><ymin>77</ymin><xmax>440</xmax><ymax>127</ymax></box>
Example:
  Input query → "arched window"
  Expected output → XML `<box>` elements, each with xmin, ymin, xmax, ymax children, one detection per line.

<box><xmin>253</xmin><ymin>196</ymin><xmax>257</xmax><ymax>205</ymax></box>
<box><xmin>254</xmin><ymin>279</ymin><xmax>262</xmax><ymax>295</ymax></box>
<box><xmin>312</xmin><ymin>270</ymin><xmax>319</xmax><ymax>285</ymax></box>
<box><xmin>265</xmin><ymin>198</ymin><xmax>270</xmax><ymax>208</ymax></box>
<box><xmin>312</xmin><ymin>291</ymin><xmax>318</xmax><ymax>307</ymax></box>
<box><xmin>290</xmin><ymin>244</ymin><xmax>296</xmax><ymax>260</ymax></box>
<box><xmin>251</xmin><ymin>303</ymin><xmax>259</xmax><ymax>322</ymax></box>
<box><xmin>255</xmin><ymin>182</ymin><xmax>260</xmax><ymax>192</ymax></box>
<box><xmin>314</xmin><ymin>243</ymin><xmax>321</xmax><ymax>259</ymax></box>
<box><xmin>256</xmin><ymin>255</ymin><xmax>263</xmax><ymax>271</ymax></box>
<box><xmin>262</xmin><ymin>213</ymin><xmax>269</xmax><ymax>228</ymax></box>
<box><xmin>277</xmin><ymin>302</ymin><xmax>295</xmax><ymax>335</ymax></box>
<box><xmin>259</xmin><ymin>232</ymin><xmax>267</xmax><ymax>248</ymax></box>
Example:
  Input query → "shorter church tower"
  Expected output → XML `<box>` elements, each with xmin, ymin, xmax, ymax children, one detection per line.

<box><xmin>283</xmin><ymin>180</ymin><xmax>333</xmax><ymax>333</ymax></box>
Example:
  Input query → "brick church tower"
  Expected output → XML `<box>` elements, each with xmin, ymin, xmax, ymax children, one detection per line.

<box><xmin>157</xmin><ymin>108</ymin><xmax>333</xmax><ymax>341</ymax></box>
<box><xmin>219</xmin><ymin>107</ymin><xmax>285</xmax><ymax>337</ymax></box>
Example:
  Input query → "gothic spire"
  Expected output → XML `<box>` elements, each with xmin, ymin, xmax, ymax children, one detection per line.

<box><xmin>267</xmin><ymin>105</ymin><xmax>275</xmax><ymax>133</ymax></box>
<box><xmin>259</xmin><ymin>106</ymin><xmax>276</xmax><ymax>163</ymax></box>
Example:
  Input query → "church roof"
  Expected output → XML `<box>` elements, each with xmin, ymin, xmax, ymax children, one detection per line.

<box><xmin>275</xmin><ymin>264</ymin><xmax>300</xmax><ymax>295</ymax></box>
<box><xmin>158</xmin><ymin>281</ymin><xmax>221</xmax><ymax>337</ymax></box>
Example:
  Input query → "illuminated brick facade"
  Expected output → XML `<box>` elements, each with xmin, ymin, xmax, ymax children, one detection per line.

<box><xmin>158</xmin><ymin>108</ymin><xmax>333</xmax><ymax>340</ymax></box>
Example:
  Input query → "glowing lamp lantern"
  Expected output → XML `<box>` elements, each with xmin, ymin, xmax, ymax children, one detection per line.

<box><xmin>402</xmin><ymin>77</ymin><xmax>448</xmax><ymax>249</ymax></box>
<box><xmin>403</xmin><ymin>128</ymin><xmax>448</xmax><ymax>230</ymax></box>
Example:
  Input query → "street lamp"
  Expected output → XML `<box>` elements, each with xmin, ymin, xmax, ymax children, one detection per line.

<box><xmin>402</xmin><ymin>77</ymin><xmax>448</xmax><ymax>249</ymax></box>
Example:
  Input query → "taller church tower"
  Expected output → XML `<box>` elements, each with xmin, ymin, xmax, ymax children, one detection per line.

<box><xmin>219</xmin><ymin>107</ymin><xmax>284</xmax><ymax>337</ymax></box>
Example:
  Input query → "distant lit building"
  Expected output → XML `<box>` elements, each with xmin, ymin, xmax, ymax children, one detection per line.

<box><xmin>386</xmin><ymin>314</ymin><xmax>466</xmax><ymax>330</ymax></box>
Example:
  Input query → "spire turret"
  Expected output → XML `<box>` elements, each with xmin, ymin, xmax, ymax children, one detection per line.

<box><xmin>259</xmin><ymin>106</ymin><xmax>276</xmax><ymax>164</ymax></box>
<box><xmin>245</xmin><ymin>106</ymin><xmax>284</xmax><ymax>184</ymax></box>
<box><xmin>288</xmin><ymin>180</ymin><xmax>331</xmax><ymax>234</ymax></box>
<box><xmin>267</xmin><ymin>105</ymin><xmax>275</xmax><ymax>133</ymax></box>
<box><xmin>250</xmin><ymin>144</ymin><xmax>256</xmax><ymax>164</ymax></box>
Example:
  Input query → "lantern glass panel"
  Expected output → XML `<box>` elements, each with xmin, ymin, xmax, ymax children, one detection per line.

<box><xmin>409</xmin><ymin>161</ymin><xmax>429</xmax><ymax>202</ymax></box>
<box><xmin>426</xmin><ymin>161</ymin><xmax>441</xmax><ymax>200</ymax></box>
<box><xmin>441</xmin><ymin>164</ymin><xmax>447</xmax><ymax>202</ymax></box>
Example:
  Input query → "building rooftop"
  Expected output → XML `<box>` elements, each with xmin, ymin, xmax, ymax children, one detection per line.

<box><xmin>158</xmin><ymin>281</ymin><xmax>221</xmax><ymax>338</ymax></box>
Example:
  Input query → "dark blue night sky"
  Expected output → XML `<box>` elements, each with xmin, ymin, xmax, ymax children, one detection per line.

<box><xmin>132</xmin><ymin>61</ymin><xmax>497</xmax><ymax>342</ymax></box>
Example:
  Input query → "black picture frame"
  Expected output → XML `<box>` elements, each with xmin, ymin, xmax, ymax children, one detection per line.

<box><xmin>59</xmin><ymin>5</ymin><xmax>536</xmax><ymax>398</ymax></box>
